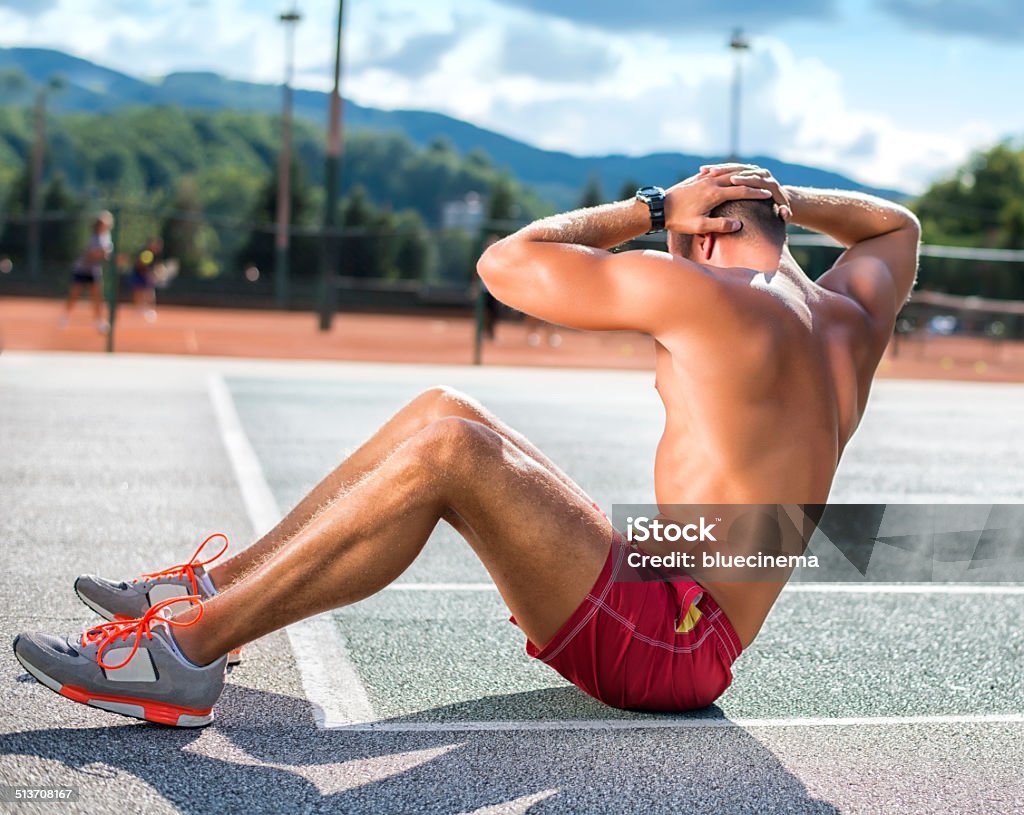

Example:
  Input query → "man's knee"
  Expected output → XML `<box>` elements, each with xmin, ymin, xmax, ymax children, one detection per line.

<box><xmin>414</xmin><ymin>386</ymin><xmax>482</xmax><ymax>423</ymax></box>
<box><xmin>410</xmin><ymin>416</ymin><xmax>503</xmax><ymax>471</ymax></box>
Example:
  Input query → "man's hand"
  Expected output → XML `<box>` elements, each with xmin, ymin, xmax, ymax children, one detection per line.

<box><xmin>664</xmin><ymin>170</ymin><xmax>777</xmax><ymax>234</ymax></box>
<box><xmin>700</xmin><ymin>164</ymin><xmax>792</xmax><ymax>221</ymax></box>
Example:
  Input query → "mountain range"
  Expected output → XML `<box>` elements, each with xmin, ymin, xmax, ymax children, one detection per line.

<box><xmin>0</xmin><ymin>47</ymin><xmax>903</xmax><ymax>208</ymax></box>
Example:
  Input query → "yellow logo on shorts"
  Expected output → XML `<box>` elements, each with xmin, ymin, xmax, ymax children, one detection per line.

<box><xmin>675</xmin><ymin>602</ymin><xmax>703</xmax><ymax>634</ymax></box>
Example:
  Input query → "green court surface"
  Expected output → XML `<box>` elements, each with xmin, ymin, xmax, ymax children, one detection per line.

<box><xmin>1</xmin><ymin>352</ymin><xmax>1023</xmax><ymax>814</ymax></box>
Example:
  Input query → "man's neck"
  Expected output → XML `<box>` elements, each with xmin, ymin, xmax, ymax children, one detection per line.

<box><xmin>719</xmin><ymin>242</ymin><xmax>784</xmax><ymax>274</ymax></box>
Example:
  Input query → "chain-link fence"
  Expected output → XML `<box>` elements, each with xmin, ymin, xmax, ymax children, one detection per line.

<box><xmin>3</xmin><ymin>208</ymin><xmax>1024</xmax><ymax>342</ymax></box>
<box><xmin>0</xmin><ymin>204</ymin><xmax>492</xmax><ymax>313</ymax></box>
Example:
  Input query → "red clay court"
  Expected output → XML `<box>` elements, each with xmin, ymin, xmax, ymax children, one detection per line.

<box><xmin>2</xmin><ymin>295</ymin><xmax>1023</xmax><ymax>383</ymax></box>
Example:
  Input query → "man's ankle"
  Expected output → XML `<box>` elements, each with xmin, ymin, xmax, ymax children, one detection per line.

<box><xmin>168</xmin><ymin>611</ymin><xmax>221</xmax><ymax>667</ymax></box>
<box><xmin>205</xmin><ymin>565</ymin><xmax>227</xmax><ymax>592</ymax></box>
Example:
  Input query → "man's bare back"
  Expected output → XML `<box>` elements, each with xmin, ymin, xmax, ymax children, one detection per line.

<box><xmin>479</xmin><ymin>163</ymin><xmax>920</xmax><ymax>647</ymax></box>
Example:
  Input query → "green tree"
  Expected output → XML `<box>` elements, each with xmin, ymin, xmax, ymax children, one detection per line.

<box><xmin>484</xmin><ymin>174</ymin><xmax>518</xmax><ymax>238</ymax></box>
<box><xmin>390</xmin><ymin>210</ymin><xmax>432</xmax><ymax>282</ymax></box>
<box><xmin>0</xmin><ymin>67</ymin><xmax>31</xmax><ymax>103</ymax></box>
<box><xmin>436</xmin><ymin>229</ymin><xmax>474</xmax><ymax>285</ymax></box>
<box><xmin>618</xmin><ymin>178</ymin><xmax>640</xmax><ymax>202</ymax></box>
<box><xmin>236</xmin><ymin>159</ymin><xmax>314</xmax><ymax>280</ymax></box>
<box><xmin>93</xmin><ymin>146</ymin><xmax>137</xmax><ymax>193</ymax></box>
<box><xmin>0</xmin><ymin>166</ymin><xmax>32</xmax><ymax>261</ymax></box>
<box><xmin>999</xmin><ymin>198</ymin><xmax>1024</xmax><ymax>250</ymax></box>
<box><xmin>338</xmin><ymin>185</ymin><xmax>380</xmax><ymax>280</ymax></box>
<box><xmin>0</xmin><ymin>105</ymin><xmax>556</xmax><ymax>290</ymax></box>
<box><xmin>578</xmin><ymin>174</ymin><xmax>604</xmax><ymax>208</ymax></box>
<box><xmin>40</xmin><ymin>173</ymin><xmax>84</xmax><ymax>267</ymax></box>
<box><xmin>912</xmin><ymin>141</ymin><xmax>1024</xmax><ymax>299</ymax></box>
<box><xmin>914</xmin><ymin>142</ymin><xmax>1024</xmax><ymax>247</ymax></box>
<box><xmin>0</xmin><ymin>106</ymin><xmax>549</xmax><ymax>236</ymax></box>
<box><xmin>162</xmin><ymin>176</ymin><xmax>219</xmax><ymax>278</ymax></box>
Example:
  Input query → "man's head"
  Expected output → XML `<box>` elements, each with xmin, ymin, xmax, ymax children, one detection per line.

<box><xmin>669</xmin><ymin>198</ymin><xmax>786</xmax><ymax>268</ymax></box>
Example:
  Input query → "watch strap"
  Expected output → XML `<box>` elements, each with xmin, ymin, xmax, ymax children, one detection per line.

<box><xmin>636</xmin><ymin>186</ymin><xmax>666</xmax><ymax>233</ymax></box>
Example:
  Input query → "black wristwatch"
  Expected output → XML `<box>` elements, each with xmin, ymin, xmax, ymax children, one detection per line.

<box><xmin>635</xmin><ymin>186</ymin><xmax>666</xmax><ymax>233</ymax></box>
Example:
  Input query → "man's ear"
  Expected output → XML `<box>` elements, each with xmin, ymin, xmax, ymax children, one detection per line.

<box><xmin>698</xmin><ymin>234</ymin><xmax>716</xmax><ymax>261</ymax></box>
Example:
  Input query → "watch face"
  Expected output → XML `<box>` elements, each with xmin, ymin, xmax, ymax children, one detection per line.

<box><xmin>637</xmin><ymin>186</ymin><xmax>664</xmax><ymax>201</ymax></box>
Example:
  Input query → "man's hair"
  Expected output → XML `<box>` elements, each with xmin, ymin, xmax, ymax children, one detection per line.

<box><xmin>669</xmin><ymin>199</ymin><xmax>786</xmax><ymax>258</ymax></box>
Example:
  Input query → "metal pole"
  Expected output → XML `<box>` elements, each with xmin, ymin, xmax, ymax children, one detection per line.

<box><xmin>318</xmin><ymin>0</ymin><xmax>345</xmax><ymax>332</ymax></box>
<box><xmin>472</xmin><ymin>280</ymin><xmax>485</xmax><ymax>365</ymax></box>
<box><xmin>105</xmin><ymin>207</ymin><xmax>121</xmax><ymax>354</ymax></box>
<box><xmin>275</xmin><ymin>8</ymin><xmax>302</xmax><ymax>309</ymax></box>
<box><xmin>728</xmin><ymin>29</ymin><xmax>750</xmax><ymax>162</ymax></box>
<box><xmin>27</xmin><ymin>88</ymin><xmax>45</xmax><ymax>278</ymax></box>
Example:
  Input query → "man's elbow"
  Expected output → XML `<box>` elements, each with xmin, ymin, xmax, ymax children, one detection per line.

<box><xmin>476</xmin><ymin>238</ymin><xmax>519</xmax><ymax>296</ymax></box>
<box><xmin>899</xmin><ymin>206</ymin><xmax>921</xmax><ymax>239</ymax></box>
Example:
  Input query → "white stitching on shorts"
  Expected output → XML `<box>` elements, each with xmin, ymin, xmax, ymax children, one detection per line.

<box><xmin>591</xmin><ymin>600</ymin><xmax>723</xmax><ymax>654</ymax></box>
<box><xmin>540</xmin><ymin>542</ymin><xmax>626</xmax><ymax>663</ymax></box>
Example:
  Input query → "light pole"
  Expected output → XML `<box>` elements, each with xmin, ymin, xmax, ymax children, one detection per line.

<box><xmin>318</xmin><ymin>0</ymin><xmax>345</xmax><ymax>332</ymax></box>
<box><xmin>27</xmin><ymin>76</ymin><xmax>61</xmax><ymax>278</ymax></box>
<box><xmin>275</xmin><ymin>6</ymin><xmax>302</xmax><ymax>308</ymax></box>
<box><xmin>27</xmin><ymin>87</ymin><xmax>46</xmax><ymax>278</ymax></box>
<box><xmin>728</xmin><ymin>28</ymin><xmax>750</xmax><ymax>162</ymax></box>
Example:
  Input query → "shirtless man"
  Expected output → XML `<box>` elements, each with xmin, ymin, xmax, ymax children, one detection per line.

<box><xmin>14</xmin><ymin>165</ymin><xmax>919</xmax><ymax>725</ymax></box>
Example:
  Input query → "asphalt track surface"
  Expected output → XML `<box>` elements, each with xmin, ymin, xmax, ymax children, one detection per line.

<box><xmin>1</xmin><ymin>351</ymin><xmax>1022</xmax><ymax>814</ymax></box>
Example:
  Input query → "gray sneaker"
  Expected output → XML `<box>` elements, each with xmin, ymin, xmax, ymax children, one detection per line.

<box><xmin>73</xmin><ymin>534</ymin><xmax>242</xmax><ymax>665</ymax></box>
<box><xmin>74</xmin><ymin>534</ymin><xmax>226</xmax><ymax>621</ymax></box>
<box><xmin>13</xmin><ymin>596</ymin><xmax>226</xmax><ymax>727</ymax></box>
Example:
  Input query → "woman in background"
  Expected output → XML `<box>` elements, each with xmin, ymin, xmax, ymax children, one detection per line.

<box><xmin>60</xmin><ymin>211</ymin><xmax>114</xmax><ymax>334</ymax></box>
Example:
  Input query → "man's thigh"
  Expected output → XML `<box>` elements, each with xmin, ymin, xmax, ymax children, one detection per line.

<box><xmin>443</xmin><ymin>423</ymin><xmax>613</xmax><ymax>649</ymax></box>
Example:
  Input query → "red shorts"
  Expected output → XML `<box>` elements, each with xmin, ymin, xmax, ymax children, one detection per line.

<box><xmin>515</xmin><ymin>537</ymin><xmax>743</xmax><ymax>711</ymax></box>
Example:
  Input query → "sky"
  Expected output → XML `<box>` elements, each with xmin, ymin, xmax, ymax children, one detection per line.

<box><xmin>0</xmin><ymin>0</ymin><xmax>1021</xmax><ymax>193</ymax></box>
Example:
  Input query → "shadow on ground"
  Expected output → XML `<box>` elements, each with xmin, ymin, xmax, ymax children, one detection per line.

<box><xmin>1</xmin><ymin>682</ymin><xmax>838</xmax><ymax>814</ymax></box>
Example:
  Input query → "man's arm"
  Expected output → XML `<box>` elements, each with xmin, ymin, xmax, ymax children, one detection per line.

<box><xmin>782</xmin><ymin>187</ymin><xmax>916</xmax><ymax>248</ymax></box>
<box><xmin>702</xmin><ymin>164</ymin><xmax>921</xmax><ymax>319</ymax></box>
<box><xmin>786</xmin><ymin>186</ymin><xmax>920</xmax><ymax>317</ymax></box>
<box><xmin>477</xmin><ymin>175</ymin><xmax>770</xmax><ymax>333</ymax></box>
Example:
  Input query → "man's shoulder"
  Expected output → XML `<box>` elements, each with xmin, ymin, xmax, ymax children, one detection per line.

<box><xmin>623</xmin><ymin>249</ymin><xmax>711</xmax><ymax>276</ymax></box>
<box><xmin>816</xmin><ymin>256</ymin><xmax>900</xmax><ymax>331</ymax></box>
<box><xmin>612</xmin><ymin>249</ymin><xmax>723</xmax><ymax>304</ymax></box>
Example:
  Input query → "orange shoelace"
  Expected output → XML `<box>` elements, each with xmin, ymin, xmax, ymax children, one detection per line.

<box><xmin>132</xmin><ymin>533</ymin><xmax>229</xmax><ymax>596</ymax></box>
<box><xmin>81</xmin><ymin>595</ymin><xmax>204</xmax><ymax>671</ymax></box>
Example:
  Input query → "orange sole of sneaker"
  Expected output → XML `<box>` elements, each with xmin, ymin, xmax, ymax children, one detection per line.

<box><xmin>59</xmin><ymin>683</ymin><xmax>214</xmax><ymax>727</ymax></box>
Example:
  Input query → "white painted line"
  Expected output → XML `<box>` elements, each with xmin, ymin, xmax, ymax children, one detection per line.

<box><xmin>327</xmin><ymin>712</ymin><xmax>1024</xmax><ymax>732</ymax></box>
<box><xmin>784</xmin><ymin>583</ymin><xmax>1024</xmax><ymax>595</ymax></box>
<box><xmin>382</xmin><ymin>582</ymin><xmax>1024</xmax><ymax>595</ymax></box>
<box><xmin>388</xmin><ymin>583</ymin><xmax>496</xmax><ymax>592</ymax></box>
<box><xmin>207</xmin><ymin>373</ymin><xmax>280</xmax><ymax>537</ymax></box>
<box><xmin>207</xmin><ymin>372</ymin><xmax>375</xmax><ymax>728</ymax></box>
<box><xmin>283</xmin><ymin>612</ymin><xmax>375</xmax><ymax>728</ymax></box>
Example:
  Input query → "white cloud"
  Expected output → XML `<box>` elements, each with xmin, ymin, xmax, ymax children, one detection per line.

<box><xmin>0</xmin><ymin>0</ymin><xmax>57</xmax><ymax>16</ymax></box>
<box><xmin>0</xmin><ymin>0</ymin><xmax>1004</xmax><ymax>192</ymax></box>
<box><xmin>730</xmin><ymin>39</ymin><xmax>990</xmax><ymax>191</ymax></box>
<box><xmin>0</xmin><ymin>0</ymin><xmax>338</xmax><ymax>83</ymax></box>
<box><xmin>344</xmin><ymin>18</ymin><xmax>981</xmax><ymax>191</ymax></box>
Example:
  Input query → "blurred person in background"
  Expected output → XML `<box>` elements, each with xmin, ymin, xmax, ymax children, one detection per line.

<box><xmin>60</xmin><ymin>211</ymin><xmax>114</xmax><ymax>334</ymax></box>
<box><xmin>130</xmin><ymin>237</ymin><xmax>164</xmax><ymax>322</ymax></box>
<box><xmin>525</xmin><ymin>314</ymin><xmax>562</xmax><ymax>348</ymax></box>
